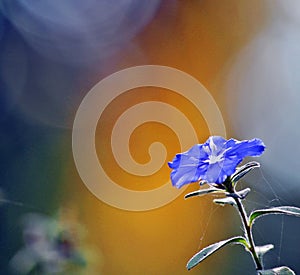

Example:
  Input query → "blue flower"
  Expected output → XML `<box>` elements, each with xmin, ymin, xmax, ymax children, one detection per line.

<box><xmin>168</xmin><ymin>136</ymin><xmax>265</xmax><ymax>188</ymax></box>
<box><xmin>10</xmin><ymin>212</ymin><xmax>87</xmax><ymax>274</ymax></box>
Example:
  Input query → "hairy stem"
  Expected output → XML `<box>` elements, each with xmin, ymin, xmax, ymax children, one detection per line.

<box><xmin>233</xmin><ymin>197</ymin><xmax>262</xmax><ymax>271</ymax></box>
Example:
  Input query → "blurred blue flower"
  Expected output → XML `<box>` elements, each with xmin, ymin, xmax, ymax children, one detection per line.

<box><xmin>168</xmin><ymin>136</ymin><xmax>265</xmax><ymax>188</ymax></box>
<box><xmin>10</xmin><ymin>213</ymin><xmax>86</xmax><ymax>274</ymax></box>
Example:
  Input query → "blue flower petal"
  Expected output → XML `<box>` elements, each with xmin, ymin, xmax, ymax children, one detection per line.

<box><xmin>203</xmin><ymin>162</ymin><xmax>227</xmax><ymax>184</ymax></box>
<box><xmin>221</xmin><ymin>156</ymin><xmax>243</xmax><ymax>179</ymax></box>
<box><xmin>203</xmin><ymin>136</ymin><xmax>227</xmax><ymax>155</ymax></box>
<box><xmin>168</xmin><ymin>136</ymin><xmax>266</xmax><ymax>188</ymax></box>
<box><xmin>168</xmin><ymin>144</ymin><xmax>208</xmax><ymax>188</ymax></box>
<box><xmin>170</xmin><ymin>167</ymin><xmax>200</xmax><ymax>188</ymax></box>
<box><xmin>225</xmin><ymin>138</ymin><xmax>265</xmax><ymax>159</ymax></box>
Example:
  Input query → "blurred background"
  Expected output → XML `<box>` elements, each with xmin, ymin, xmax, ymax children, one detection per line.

<box><xmin>1</xmin><ymin>1</ymin><xmax>300</xmax><ymax>274</ymax></box>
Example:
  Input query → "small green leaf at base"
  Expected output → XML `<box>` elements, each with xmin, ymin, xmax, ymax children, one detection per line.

<box><xmin>257</xmin><ymin>266</ymin><xmax>295</xmax><ymax>275</ymax></box>
<box><xmin>213</xmin><ymin>197</ymin><xmax>236</xmax><ymax>206</ymax></box>
<box><xmin>186</xmin><ymin>236</ymin><xmax>249</xmax><ymax>270</ymax></box>
<box><xmin>249</xmin><ymin>206</ymin><xmax>300</xmax><ymax>226</ymax></box>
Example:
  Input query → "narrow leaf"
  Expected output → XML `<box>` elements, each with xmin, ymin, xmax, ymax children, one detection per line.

<box><xmin>226</xmin><ymin>188</ymin><xmax>251</xmax><ymax>200</ymax></box>
<box><xmin>186</xmin><ymin>236</ymin><xmax>248</xmax><ymax>270</ymax></box>
<box><xmin>184</xmin><ymin>188</ymin><xmax>224</xmax><ymax>199</ymax></box>
<box><xmin>256</xmin><ymin>244</ymin><xmax>274</xmax><ymax>262</ymax></box>
<box><xmin>257</xmin><ymin>266</ymin><xmax>295</xmax><ymax>275</ymax></box>
<box><xmin>250</xmin><ymin>206</ymin><xmax>300</xmax><ymax>226</ymax></box>
<box><xmin>236</xmin><ymin>188</ymin><xmax>251</xmax><ymax>199</ymax></box>
<box><xmin>213</xmin><ymin>197</ymin><xmax>236</xmax><ymax>206</ymax></box>
<box><xmin>231</xmin><ymin>161</ymin><xmax>260</xmax><ymax>184</ymax></box>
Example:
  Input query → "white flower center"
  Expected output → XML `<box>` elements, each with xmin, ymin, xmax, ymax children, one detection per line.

<box><xmin>208</xmin><ymin>154</ymin><xmax>224</xmax><ymax>164</ymax></box>
<box><xmin>204</xmin><ymin>138</ymin><xmax>227</xmax><ymax>164</ymax></box>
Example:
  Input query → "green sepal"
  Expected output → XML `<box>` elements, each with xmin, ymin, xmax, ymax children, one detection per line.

<box><xmin>249</xmin><ymin>206</ymin><xmax>300</xmax><ymax>227</ymax></box>
<box><xmin>257</xmin><ymin>266</ymin><xmax>295</xmax><ymax>275</ymax></box>
<box><xmin>231</xmin><ymin>161</ymin><xmax>260</xmax><ymax>185</ymax></box>
<box><xmin>213</xmin><ymin>197</ymin><xmax>236</xmax><ymax>206</ymax></box>
<box><xmin>184</xmin><ymin>188</ymin><xmax>224</xmax><ymax>199</ymax></box>
<box><xmin>226</xmin><ymin>188</ymin><xmax>251</xmax><ymax>200</ymax></box>
<box><xmin>186</xmin><ymin>236</ymin><xmax>249</xmax><ymax>270</ymax></box>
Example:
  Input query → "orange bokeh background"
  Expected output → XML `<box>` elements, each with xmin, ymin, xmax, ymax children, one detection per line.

<box><xmin>4</xmin><ymin>1</ymin><xmax>300</xmax><ymax>274</ymax></box>
<box><xmin>63</xmin><ymin>1</ymin><xmax>268</xmax><ymax>274</ymax></box>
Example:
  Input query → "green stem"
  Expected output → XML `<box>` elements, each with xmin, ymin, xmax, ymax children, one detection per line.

<box><xmin>233</xmin><ymin>196</ymin><xmax>263</xmax><ymax>271</ymax></box>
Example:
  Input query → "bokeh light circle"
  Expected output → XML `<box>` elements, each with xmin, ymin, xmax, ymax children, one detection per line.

<box><xmin>0</xmin><ymin>1</ymin><xmax>161</xmax><ymax>65</ymax></box>
<box><xmin>72</xmin><ymin>65</ymin><xmax>226</xmax><ymax>211</ymax></box>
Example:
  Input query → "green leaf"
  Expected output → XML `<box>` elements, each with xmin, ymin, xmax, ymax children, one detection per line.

<box><xmin>226</xmin><ymin>188</ymin><xmax>251</xmax><ymax>200</ymax></box>
<box><xmin>257</xmin><ymin>266</ymin><xmax>295</xmax><ymax>275</ymax></box>
<box><xmin>256</xmin><ymin>244</ymin><xmax>274</xmax><ymax>262</ymax></box>
<box><xmin>231</xmin><ymin>161</ymin><xmax>260</xmax><ymax>184</ymax></box>
<box><xmin>249</xmin><ymin>206</ymin><xmax>300</xmax><ymax>226</ymax></box>
<box><xmin>236</xmin><ymin>188</ymin><xmax>251</xmax><ymax>199</ymax></box>
<box><xmin>213</xmin><ymin>197</ymin><xmax>236</xmax><ymax>206</ymax></box>
<box><xmin>184</xmin><ymin>188</ymin><xmax>224</xmax><ymax>199</ymax></box>
<box><xmin>186</xmin><ymin>236</ymin><xmax>249</xmax><ymax>270</ymax></box>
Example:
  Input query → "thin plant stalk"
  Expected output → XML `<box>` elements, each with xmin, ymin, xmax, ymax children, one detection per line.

<box><xmin>233</xmin><ymin>196</ymin><xmax>262</xmax><ymax>271</ymax></box>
